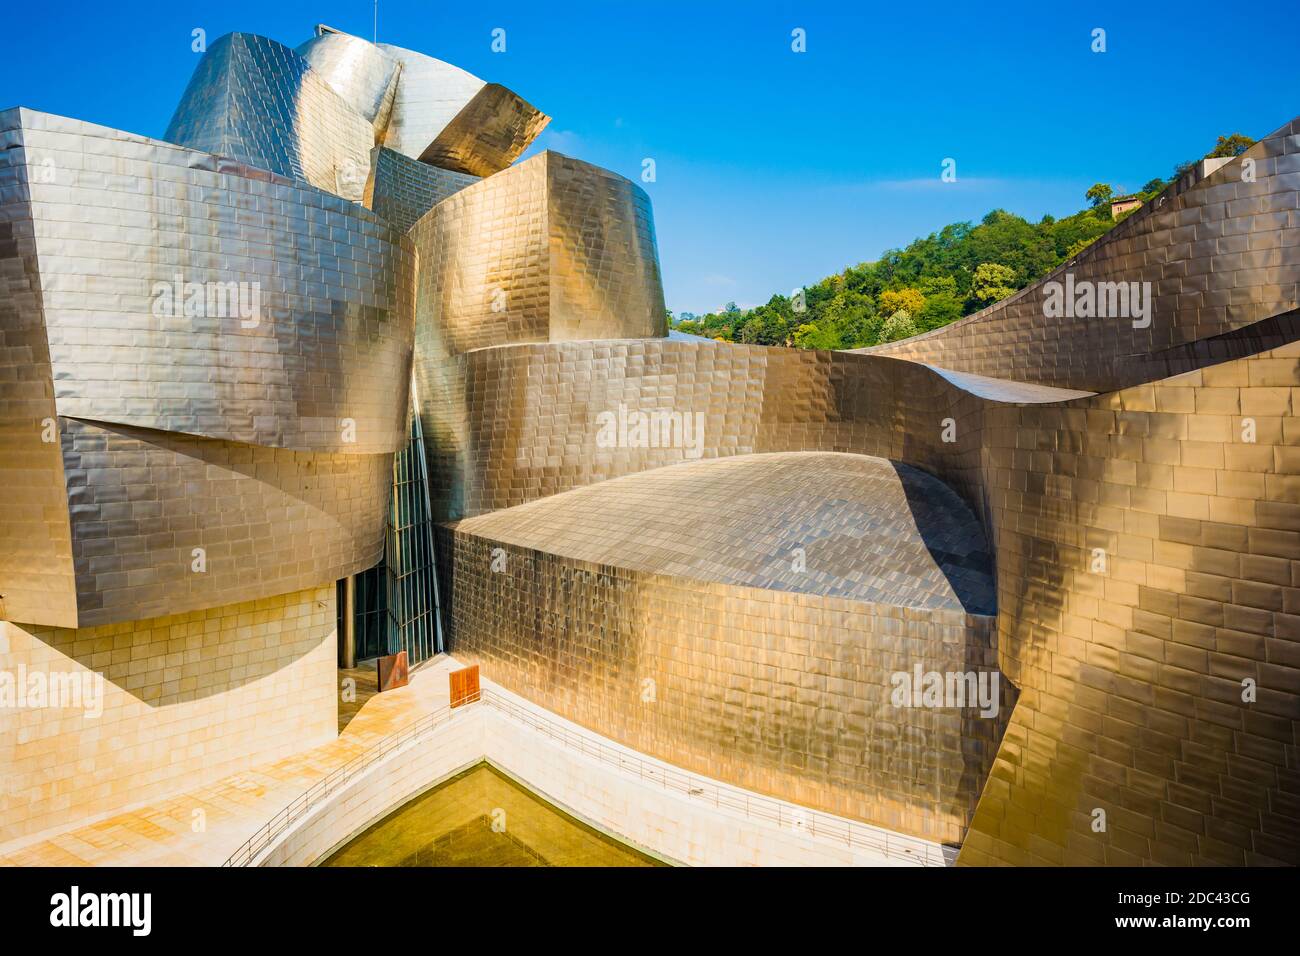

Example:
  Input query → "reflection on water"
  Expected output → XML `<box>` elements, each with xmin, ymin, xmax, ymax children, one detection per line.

<box><xmin>321</xmin><ymin>763</ymin><xmax>664</xmax><ymax>867</ymax></box>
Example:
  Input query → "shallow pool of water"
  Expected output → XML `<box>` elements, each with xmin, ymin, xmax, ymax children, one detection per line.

<box><xmin>320</xmin><ymin>763</ymin><xmax>664</xmax><ymax>866</ymax></box>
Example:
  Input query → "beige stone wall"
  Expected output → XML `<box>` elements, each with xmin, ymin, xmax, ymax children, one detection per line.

<box><xmin>0</xmin><ymin>586</ymin><xmax>337</xmax><ymax>844</ymax></box>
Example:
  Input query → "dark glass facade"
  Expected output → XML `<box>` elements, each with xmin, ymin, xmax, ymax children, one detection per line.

<box><xmin>341</xmin><ymin>388</ymin><xmax>443</xmax><ymax>664</ymax></box>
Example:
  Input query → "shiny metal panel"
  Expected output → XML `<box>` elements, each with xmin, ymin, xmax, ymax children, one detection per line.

<box><xmin>440</xmin><ymin>452</ymin><xmax>1007</xmax><ymax>844</ymax></box>
<box><xmin>958</xmin><ymin>339</ymin><xmax>1300</xmax><ymax>866</ymax></box>
<box><xmin>0</xmin><ymin>119</ymin><xmax>77</xmax><ymax>626</ymax></box>
<box><xmin>416</xmin><ymin>339</ymin><xmax>1065</xmax><ymax>522</ymax></box>
<box><xmin>374</xmin><ymin>43</ymin><xmax>486</xmax><ymax>160</ymax></box>
<box><xmin>409</xmin><ymin>150</ymin><xmax>665</xmax><ymax>368</ymax></box>
<box><xmin>417</xmin><ymin>83</ymin><xmax>551</xmax><ymax>177</ymax></box>
<box><xmin>296</xmin><ymin>28</ymin><xmax>401</xmax><ymax>135</ymax></box>
<box><xmin>20</xmin><ymin>109</ymin><xmax>414</xmax><ymax>456</ymax></box>
<box><xmin>165</xmin><ymin>33</ymin><xmax>376</xmax><ymax>202</ymax></box>
<box><xmin>426</xmin><ymin>328</ymin><xmax>1300</xmax><ymax>863</ymax></box>
<box><xmin>363</xmin><ymin>145</ymin><xmax>479</xmax><ymax>233</ymax></box>
<box><xmin>61</xmin><ymin>418</ymin><xmax>389</xmax><ymax>629</ymax></box>
<box><xmin>0</xmin><ymin>107</ymin><xmax>410</xmax><ymax>628</ymax></box>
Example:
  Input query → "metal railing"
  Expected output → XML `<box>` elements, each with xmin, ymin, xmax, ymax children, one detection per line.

<box><xmin>223</xmin><ymin>687</ymin><xmax>952</xmax><ymax>867</ymax></box>
<box><xmin>222</xmin><ymin>701</ymin><xmax>459</xmax><ymax>866</ymax></box>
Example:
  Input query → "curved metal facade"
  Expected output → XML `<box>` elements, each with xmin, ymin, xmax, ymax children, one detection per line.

<box><xmin>417</xmin><ymin>83</ymin><xmax>551</xmax><ymax>177</ymax></box>
<box><xmin>441</xmin><ymin>453</ymin><xmax>1007</xmax><ymax>844</ymax></box>
<box><xmin>373</xmin><ymin>43</ymin><xmax>490</xmax><ymax>160</ymax></box>
<box><xmin>0</xmin><ymin>107</ymin><xmax>412</xmax><ymax>627</ymax></box>
<box><xmin>409</xmin><ymin>151</ymin><xmax>666</xmax><ymax>368</ymax></box>
<box><xmin>165</xmin><ymin>33</ymin><xmax>376</xmax><ymax>202</ymax></box>
<box><xmin>295</xmin><ymin>27</ymin><xmax>401</xmax><ymax>133</ymax></box>
<box><xmin>364</xmin><ymin>145</ymin><xmax>479</xmax><ymax>233</ymax></box>
<box><xmin>2</xmin><ymin>17</ymin><xmax>1298</xmax><ymax>867</ymax></box>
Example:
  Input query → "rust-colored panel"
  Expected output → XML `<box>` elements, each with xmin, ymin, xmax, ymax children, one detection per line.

<box><xmin>377</xmin><ymin>650</ymin><xmax>409</xmax><ymax>692</ymax></box>
<box><xmin>450</xmin><ymin>664</ymin><xmax>480</xmax><ymax>708</ymax></box>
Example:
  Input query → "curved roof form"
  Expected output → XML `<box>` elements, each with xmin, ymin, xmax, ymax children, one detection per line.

<box><xmin>295</xmin><ymin>28</ymin><xmax>401</xmax><ymax>132</ymax></box>
<box><xmin>375</xmin><ymin>43</ymin><xmax>489</xmax><ymax>159</ymax></box>
<box><xmin>451</xmin><ymin>452</ymin><xmax>995</xmax><ymax>614</ymax></box>
<box><xmin>417</xmin><ymin>83</ymin><xmax>551</xmax><ymax>176</ymax></box>
<box><xmin>164</xmin><ymin>32</ymin><xmax>375</xmax><ymax>201</ymax></box>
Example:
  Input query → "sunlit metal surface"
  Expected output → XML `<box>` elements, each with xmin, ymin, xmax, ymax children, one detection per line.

<box><xmin>417</xmin><ymin>83</ymin><xmax>551</xmax><ymax>177</ymax></box>
<box><xmin>410</xmin><ymin>150</ymin><xmax>665</xmax><ymax>368</ymax></box>
<box><xmin>364</xmin><ymin>145</ymin><xmax>478</xmax><ymax>233</ymax></box>
<box><xmin>860</xmin><ymin>117</ymin><xmax>1300</xmax><ymax>393</ymax></box>
<box><xmin>165</xmin><ymin>33</ymin><xmax>375</xmax><ymax>202</ymax></box>
<box><xmin>416</xmin><ymin>339</ymin><xmax>1079</xmax><ymax>522</ymax></box>
<box><xmin>0</xmin><ymin>107</ymin><xmax>410</xmax><ymax>627</ymax></box>
<box><xmin>296</xmin><ymin>26</ymin><xmax>401</xmax><ymax>135</ymax></box>
<box><xmin>427</xmin><ymin>324</ymin><xmax>1300</xmax><ymax>863</ymax></box>
<box><xmin>60</xmin><ymin>418</ymin><xmax>389</xmax><ymax>628</ymax></box>
<box><xmin>374</xmin><ymin>43</ymin><xmax>488</xmax><ymax>160</ymax></box>
<box><xmin>957</xmin><ymin>338</ymin><xmax>1300</xmax><ymax>865</ymax></box>
<box><xmin>441</xmin><ymin>452</ymin><xmax>1009</xmax><ymax>844</ymax></box>
<box><xmin>2</xmin><ymin>16</ymin><xmax>1297</xmax><ymax>866</ymax></box>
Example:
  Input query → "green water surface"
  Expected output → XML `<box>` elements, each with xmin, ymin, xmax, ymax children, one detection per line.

<box><xmin>321</xmin><ymin>763</ymin><xmax>664</xmax><ymax>867</ymax></box>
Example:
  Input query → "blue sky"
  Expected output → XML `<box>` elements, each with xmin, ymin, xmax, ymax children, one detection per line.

<box><xmin>3</xmin><ymin>1</ymin><xmax>1297</xmax><ymax>314</ymax></box>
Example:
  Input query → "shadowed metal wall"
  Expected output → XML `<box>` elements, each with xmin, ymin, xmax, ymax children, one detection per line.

<box><xmin>861</xmin><ymin>118</ymin><xmax>1300</xmax><ymax>394</ymax></box>
<box><xmin>363</xmin><ymin>145</ymin><xmax>478</xmax><ymax>233</ymax></box>
<box><xmin>439</xmin><ymin>453</ymin><xmax>1010</xmax><ymax>844</ymax></box>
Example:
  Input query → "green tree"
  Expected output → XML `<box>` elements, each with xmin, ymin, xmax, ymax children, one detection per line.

<box><xmin>879</xmin><ymin>310</ymin><xmax>919</xmax><ymax>343</ymax></box>
<box><xmin>1140</xmin><ymin>178</ymin><xmax>1166</xmax><ymax>197</ymax></box>
<box><xmin>1208</xmin><ymin>133</ymin><xmax>1255</xmax><ymax>158</ymax></box>
<box><xmin>879</xmin><ymin>287</ymin><xmax>926</xmax><ymax>317</ymax></box>
<box><xmin>969</xmin><ymin>262</ymin><xmax>1017</xmax><ymax>307</ymax></box>
<box><xmin>792</xmin><ymin>321</ymin><xmax>842</xmax><ymax>350</ymax></box>
<box><xmin>1085</xmin><ymin>183</ymin><xmax>1114</xmax><ymax>208</ymax></box>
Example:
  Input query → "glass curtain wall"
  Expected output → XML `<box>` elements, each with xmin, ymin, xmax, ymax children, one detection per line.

<box><xmin>340</xmin><ymin>379</ymin><xmax>443</xmax><ymax>665</ymax></box>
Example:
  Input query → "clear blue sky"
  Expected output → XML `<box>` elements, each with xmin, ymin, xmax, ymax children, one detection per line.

<box><xmin>4</xmin><ymin>1</ymin><xmax>1297</xmax><ymax>315</ymax></box>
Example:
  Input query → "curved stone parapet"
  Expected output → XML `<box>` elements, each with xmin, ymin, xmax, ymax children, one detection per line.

<box><xmin>410</xmin><ymin>151</ymin><xmax>665</xmax><ymax>367</ymax></box>
<box><xmin>165</xmin><ymin>33</ymin><xmax>376</xmax><ymax>202</ymax></box>
<box><xmin>860</xmin><ymin>117</ymin><xmax>1300</xmax><ymax>394</ymax></box>
<box><xmin>439</xmin><ymin>452</ymin><xmax>1008</xmax><ymax>844</ymax></box>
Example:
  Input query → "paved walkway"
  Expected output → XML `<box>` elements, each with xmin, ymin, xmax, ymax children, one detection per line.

<box><xmin>0</xmin><ymin>657</ymin><xmax>458</xmax><ymax>866</ymax></box>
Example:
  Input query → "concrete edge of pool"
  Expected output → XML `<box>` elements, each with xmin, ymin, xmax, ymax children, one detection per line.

<box><xmin>319</xmin><ymin>761</ymin><xmax>673</xmax><ymax>866</ymax></box>
<box><xmin>250</xmin><ymin>659</ymin><xmax>955</xmax><ymax>868</ymax></box>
